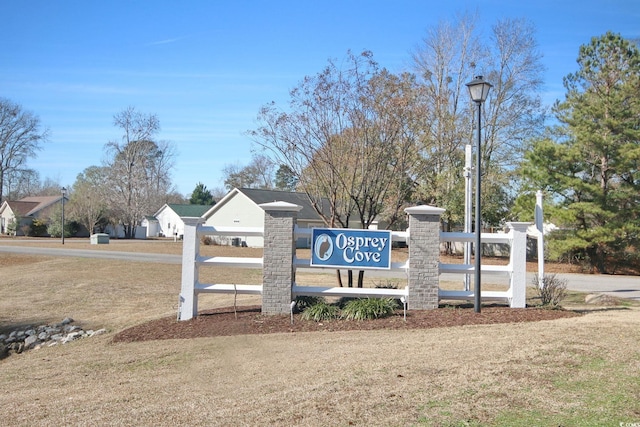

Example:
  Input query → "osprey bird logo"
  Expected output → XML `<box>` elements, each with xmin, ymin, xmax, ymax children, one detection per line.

<box><xmin>314</xmin><ymin>234</ymin><xmax>333</xmax><ymax>261</ymax></box>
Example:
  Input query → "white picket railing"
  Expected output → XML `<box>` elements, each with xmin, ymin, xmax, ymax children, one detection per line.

<box><xmin>178</xmin><ymin>218</ymin><xmax>530</xmax><ymax>320</ymax></box>
<box><xmin>438</xmin><ymin>226</ymin><xmax>528</xmax><ymax>306</ymax></box>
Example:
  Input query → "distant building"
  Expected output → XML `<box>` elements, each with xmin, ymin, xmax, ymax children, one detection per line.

<box><xmin>0</xmin><ymin>195</ymin><xmax>66</xmax><ymax>236</ymax></box>
<box><xmin>202</xmin><ymin>187</ymin><xmax>381</xmax><ymax>248</ymax></box>
<box><xmin>145</xmin><ymin>203</ymin><xmax>214</xmax><ymax>239</ymax></box>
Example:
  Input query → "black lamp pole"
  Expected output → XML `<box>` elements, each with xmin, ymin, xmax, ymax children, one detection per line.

<box><xmin>465</xmin><ymin>76</ymin><xmax>492</xmax><ymax>313</ymax></box>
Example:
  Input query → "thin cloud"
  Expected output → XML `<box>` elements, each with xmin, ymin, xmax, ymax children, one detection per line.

<box><xmin>145</xmin><ymin>36</ymin><xmax>189</xmax><ymax>46</ymax></box>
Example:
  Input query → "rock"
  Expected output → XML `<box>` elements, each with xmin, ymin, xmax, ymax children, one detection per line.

<box><xmin>0</xmin><ymin>318</ymin><xmax>106</xmax><ymax>358</ymax></box>
<box><xmin>0</xmin><ymin>344</ymin><xmax>8</xmax><ymax>360</ymax></box>
<box><xmin>585</xmin><ymin>293</ymin><xmax>619</xmax><ymax>306</ymax></box>
<box><xmin>24</xmin><ymin>335</ymin><xmax>38</xmax><ymax>348</ymax></box>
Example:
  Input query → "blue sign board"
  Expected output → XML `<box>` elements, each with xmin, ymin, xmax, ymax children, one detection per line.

<box><xmin>310</xmin><ymin>228</ymin><xmax>392</xmax><ymax>270</ymax></box>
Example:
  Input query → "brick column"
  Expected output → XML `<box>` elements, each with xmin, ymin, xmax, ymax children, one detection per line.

<box><xmin>404</xmin><ymin>205</ymin><xmax>445</xmax><ymax>310</ymax></box>
<box><xmin>260</xmin><ymin>201</ymin><xmax>302</xmax><ymax>315</ymax></box>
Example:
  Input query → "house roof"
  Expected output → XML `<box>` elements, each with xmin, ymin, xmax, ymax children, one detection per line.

<box><xmin>204</xmin><ymin>188</ymin><xmax>327</xmax><ymax>222</ymax></box>
<box><xmin>166</xmin><ymin>204</ymin><xmax>213</xmax><ymax>218</ymax></box>
<box><xmin>5</xmin><ymin>201</ymin><xmax>39</xmax><ymax>217</ymax></box>
<box><xmin>3</xmin><ymin>196</ymin><xmax>65</xmax><ymax>217</ymax></box>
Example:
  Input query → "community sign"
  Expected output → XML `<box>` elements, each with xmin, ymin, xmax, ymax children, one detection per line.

<box><xmin>310</xmin><ymin>228</ymin><xmax>392</xmax><ymax>270</ymax></box>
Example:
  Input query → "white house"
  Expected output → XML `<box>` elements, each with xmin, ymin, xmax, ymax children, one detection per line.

<box><xmin>0</xmin><ymin>195</ymin><xmax>66</xmax><ymax>236</ymax></box>
<box><xmin>147</xmin><ymin>203</ymin><xmax>213</xmax><ymax>239</ymax></box>
<box><xmin>202</xmin><ymin>188</ymin><xmax>381</xmax><ymax>248</ymax></box>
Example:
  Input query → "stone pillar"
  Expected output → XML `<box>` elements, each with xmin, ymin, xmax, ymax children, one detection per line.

<box><xmin>506</xmin><ymin>222</ymin><xmax>531</xmax><ymax>308</ymax></box>
<box><xmin>179</xmin><ymin>217</ymin><xmax>205</xmax><ymax>321</ymax></box>
<box><xmin>404</xmin><ymin>205</ymin><xmax>445</xmax><ymax>310</ymax></box>
<box><xmin>260</xmin><ymin>201</ymin><xmax>302</xmax><ymax>315</ymax></box>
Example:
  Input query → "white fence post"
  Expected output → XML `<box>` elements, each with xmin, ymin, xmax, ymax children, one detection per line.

<box><xmin>536</xmin><ymin>190</ymin><xmax>545</xmax><ymax>288</ymax></box>
<box><xmin>178</xmin><ymin>217</ymin><xmax>205</xmax><ymax>320</ymax></box>
<box><xmin>506</xmin><ymin>222</ymin><xmax>530</xmax><ymax>308</ymax></box>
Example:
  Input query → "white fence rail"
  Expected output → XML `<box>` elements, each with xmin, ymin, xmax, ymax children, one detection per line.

<box><xmin>438</xmin><ymin>225</ymin><xmax>529</xmax><ymax>307</ymax></box>
<box><xmin>178</xmin><ymin>215</ymin><xmax>531</xmax><ymax>320</ymax></box>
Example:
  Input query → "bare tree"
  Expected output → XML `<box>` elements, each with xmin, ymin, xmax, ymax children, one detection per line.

<box><xmin>222</xmin><ymin>153</ymin><xmax>275</xmax><ymax>190</ymax></box>
<box><xmin>69</xmin><ymin>166</ymin><xmax>109</xmax><ymax>235</ymax></box>
<box><xmin>103</xmin><ymin>107</ymin><xmax>175</xmax><ymax>238</ymax></box>
<box><xmin>411</xmin><ymin>14</ymin><xmax>545</xmax><ymax>227</ymax></box>
<box><xmin>0</xmin><ymin>98</ymin><xmax>48</xmax><ymax>201</ymax></box>
<box><xmin>251</xmin><ymin>51</ymin><xmax>424</xmax><ymax>286</ymax></box>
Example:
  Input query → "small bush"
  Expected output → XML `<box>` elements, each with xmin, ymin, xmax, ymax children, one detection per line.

<box><xmin>341</xmin><ymin>298</ymin><xmax>397</xmax><ymax>320</ymax></box>
<box><xmin>30</xmin><ymin>219</ymin><xmax>48</xmax><ymax>237</ymax></box>
<box><xmin>374</xmin><ymin>280</ymin><xmax>399</xmax><ymax>289</ymax></box>
<box><xmin>532</xmin><ymin>273</ymin><xmax>568</xmax><ymax>308</ymax></box>
<box><xmin>300</xmin><ymin>302</ymin><xmax>340</xmax><ymax>321</ymax></box>
<box><xmin>335</xmin><ymin>296</ymin><xmax>358</xmax><ymax>308</ymax></box>
<box><xmin>294</xmin><ymin>296</ymin><xmax>325</xmax><ymax>313</ymax></box>
<box><xmin>201</xmin><ymin>235</ymin><xmax>213</xmax><ymax>245</ymax></box>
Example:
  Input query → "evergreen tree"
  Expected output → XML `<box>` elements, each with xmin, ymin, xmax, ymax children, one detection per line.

<box><xmin>274</xmin><ymin>165</ymin><xmax>298</xmax><ymax>191</ymax></box>
<box><xmin>189</xmin><ymin>182</ymin><xmax>214</xmax><ymax>205</ymax></box>
<box><xmin>522</xmin><ymin>32</ymin><xmax>640</xmax><ymax>272</ymax></box>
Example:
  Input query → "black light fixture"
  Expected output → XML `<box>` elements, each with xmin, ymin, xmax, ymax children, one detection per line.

<box><xmin>465</xmin><ymin>75</ymin><xmax>492</xmax><ymax>313</ymax></box>
<box><xmin>61</xmin><ymin>187</ymin><xmax>66</xmax><ymax>245</ymax></box>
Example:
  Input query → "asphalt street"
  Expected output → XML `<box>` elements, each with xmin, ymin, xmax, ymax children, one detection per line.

<box><xmin>1</xmin><ymin>243</ymin><xmax>638</xmax><ymax>300</ymax></box>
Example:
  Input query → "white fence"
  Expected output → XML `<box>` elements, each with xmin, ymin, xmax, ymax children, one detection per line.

<box><xmin>178</xmin><ymin>213</ymin><xmax>531</xmax><ymax>320</ymax></box>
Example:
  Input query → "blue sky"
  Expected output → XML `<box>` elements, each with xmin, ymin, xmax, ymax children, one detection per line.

<box><xmin>2</xmin><ymin>0</ymin><xmax>639</xmax><ymax>197</ymax></box>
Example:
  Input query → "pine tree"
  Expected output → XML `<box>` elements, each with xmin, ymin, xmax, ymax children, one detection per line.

<box><xmin>523</xmin><ymin>32</ymin><xmax>640</xmax><ymax>272</ymax></box>
<box><xmin>189</xmin><ymin>182</ymin><xmax>214</xmax><ymax>205</ymax></box>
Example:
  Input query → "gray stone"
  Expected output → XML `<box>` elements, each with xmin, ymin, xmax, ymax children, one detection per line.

<box><xmin>1</xmin><ymin>318</ymin><xmax>105</xmax><ymax>358</ymax></box>
<box><xmin>24</xmin><ymin>335</ymin><xmax>38</xmax><ymax>348</ymax></box>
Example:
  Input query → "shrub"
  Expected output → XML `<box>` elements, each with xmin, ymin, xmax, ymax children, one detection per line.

<box><xmin>201</xmin><ymin>235</ymin><xmax>213</xmax><ymax>245</ymax></box>
<box><xmin>300</xmin><ymin>301</ymin><xmax>340</xmax><ymax>321</ymax></box>
<box><xmin>341</xmin><ymin>298</ymin><xmax>397</xmax><ymax>320</ymax></box>
<box><xmin>373</xmin><ymin>280</ymin><xmax>399</xmax><ymax>289</ymax></box>
<box><xmin>294</xmin><ymin>296</ymin><xmax>325</xmax><ymax>313</ymax></box>
<box><xmin>532</xmin><ymin>273</ymin><xmax>568</xmax><ymax>308</ymax></box>
<box><xmin>30</xmin><ymin>219</ymin><xmax>48</xmax><ymax>237</ymax></box>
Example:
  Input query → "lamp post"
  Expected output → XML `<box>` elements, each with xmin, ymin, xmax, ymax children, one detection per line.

<box><xmin>61</xmin><ymin>187</ymin><xmax>66</xmax><ymax>245</ymax></box>
<box><xmin>465</xmin><ymin>75</ymin><xmax>492</xmax><ymax>313</ymax></box>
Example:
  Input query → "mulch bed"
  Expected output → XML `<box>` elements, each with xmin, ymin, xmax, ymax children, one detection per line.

<box><xmin>112</xmin><ymin>305</ymin><xmax>580</xmax><ymax>343</ymax></box>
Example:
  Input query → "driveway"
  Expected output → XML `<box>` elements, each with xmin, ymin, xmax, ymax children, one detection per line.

<box><xmin>0</xmin><ymin>244</ymin><xmax>638</xmax><ymax>300</ymax></box>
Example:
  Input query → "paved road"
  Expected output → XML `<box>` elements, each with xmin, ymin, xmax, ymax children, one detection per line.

<box><xmin>0</xmin><ymin>245</ymin><xmax>181</xmax><ymax>264</ymax></box>
<box><xmin>1</xmin><ymin>244</ymin><xmax>638</xmax><ymax>300</ymax></box>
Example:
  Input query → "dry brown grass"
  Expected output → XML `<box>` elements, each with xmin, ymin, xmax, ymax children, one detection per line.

<box><xmin>0</xmin><ymin>239</ymin><xmax>639</xmax><ymax>426</ymax></box>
